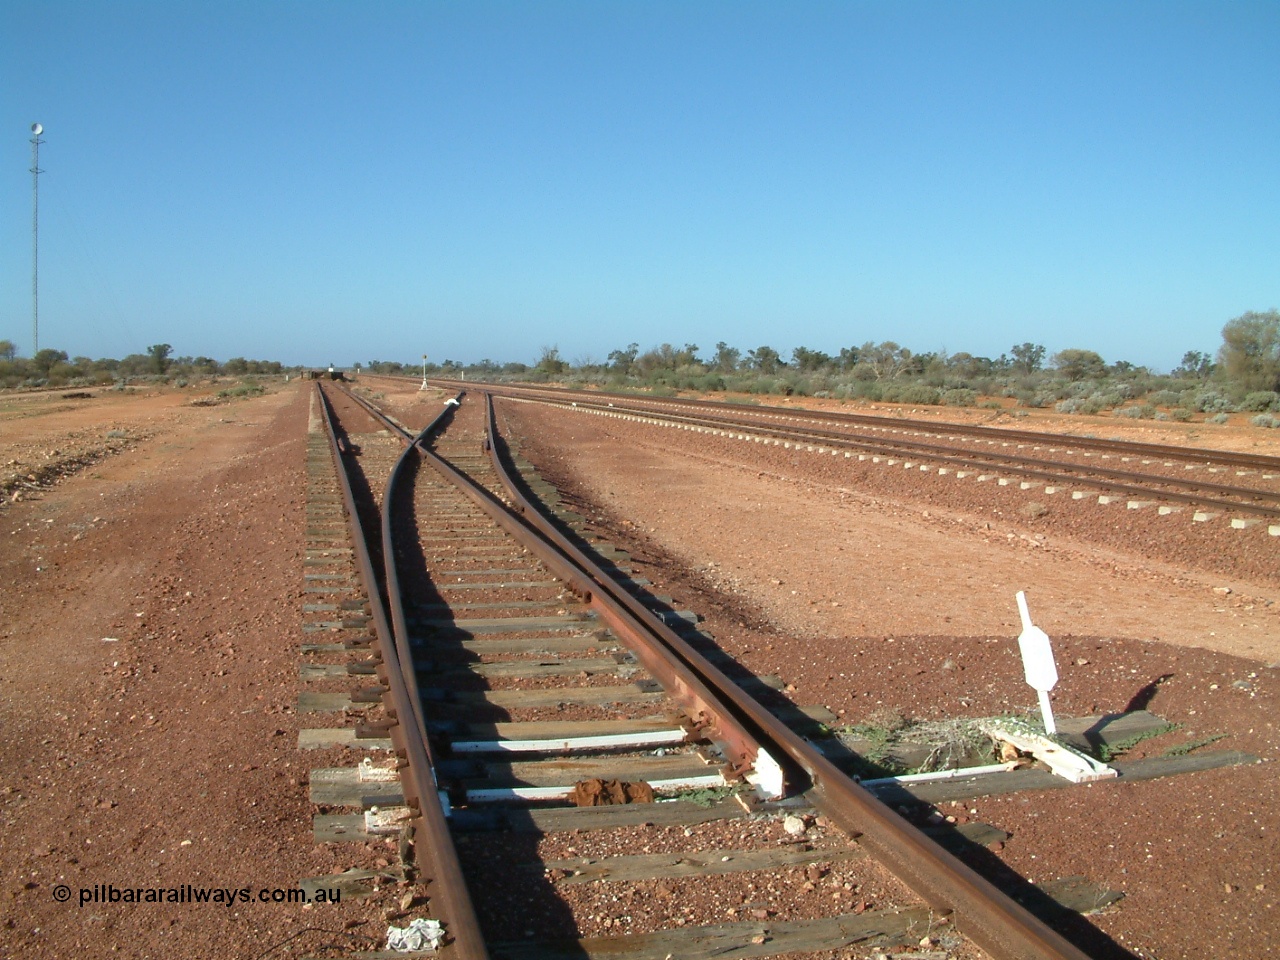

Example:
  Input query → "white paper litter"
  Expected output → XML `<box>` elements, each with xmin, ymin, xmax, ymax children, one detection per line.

<box><xmin>385</xmin><ymin>917</ymin><xmax>445</xmax><ymax>952</ymax></box>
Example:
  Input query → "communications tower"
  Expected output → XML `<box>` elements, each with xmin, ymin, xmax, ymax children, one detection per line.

<box><xmin>30</xmin><ymin>123</ymin><xmax>44</xmax><ymax>354</ymax></box>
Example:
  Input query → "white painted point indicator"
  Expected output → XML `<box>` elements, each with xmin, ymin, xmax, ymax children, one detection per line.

<box><xmin>1016</xmin><ymin>591</ymin><xmax>1059</xmax><ymax>734</ymax></box>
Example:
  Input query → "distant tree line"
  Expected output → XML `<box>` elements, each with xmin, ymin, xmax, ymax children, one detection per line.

<box><xmin>0</xmin><ymin>340</ymin><xmax>286</xmax><ymax>389</ymax></box>
<box><xmin>5</xmin><ymin>309</ymin><xmax>1277</xmax><ymax>426</ymax></box>
<box><xmin>361</xmin><ymin>357</ymin><xmax>530</xmax><ymax>377</ymax></box>
<box><xmin>493</xmin><ymin>310</ymin><xmax>1280</xmax><ymax>428</ymax></box>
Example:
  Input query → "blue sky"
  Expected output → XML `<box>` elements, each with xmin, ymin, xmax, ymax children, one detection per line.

<box><xmin>2</xmin><ymin>1</ymin><xmax>1276</xmax><ymax>371</ymax></box>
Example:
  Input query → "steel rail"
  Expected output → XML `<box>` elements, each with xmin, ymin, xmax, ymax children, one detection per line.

<box><xmin>479</xmin><ymin>391</ymin><xmax>1094</xmax><ymax>960</ymax></box>
<box><xmin>425</xmin><ymin>376</ymin><xmax>1280</xmax><ymax>473</ymax></box>
<box><xmin>335</xmin><ymin>381</ymin><xmax>1101</xmax><ymax>958</ymax></box>
<box><xmin>412</xmin><ymin>420</ymin><xmax>774</xmax><ymax>788</ymax></box>
<box><xmin>493</xmin><ymin>389</ymin><xmax>1280</xmax><ymax>518</ymax></box>
<box><xmin>316</xmin><ymin>382</ymin><xmax>490</xmax><ymax>959</ymax></box>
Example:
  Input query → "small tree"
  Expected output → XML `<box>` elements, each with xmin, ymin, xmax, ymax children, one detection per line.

<box><xmin>791</xmin><ymin>346</ymin><xmax>833</xmax><ymax>371</ymax></box>
<box><xmin>712</xmin><ymin>342</ymin><xmax>740</xmax><ymax>373</ymax></box>
<box><xmin>147</xmin><ymin>343</ymin><xmax>173</xmax><ymax>375</ymax></box>
<box><xmin>745</xmin><ymin>345</ymin><xmax>783</xmax><ymax>374</ymax></box>
<box><xmin>607</xmin><ymin>343</ymin><xmax>639</xmax><ymax>374</ymax></box>
<box><xmin>1051</xmin><ymin>348</ymin><xmax>1106</xmax><ymax>381</ymax></box>
<box><xmin>0</xmin><ymin>340</ymin><xmax>16</xmax><ymax>360</ymax></box>
<box><xmin>859</xmin><ymin>341</ymin><xmax>911</xmax><ymax>380</ymax></box>
<box><xmin>947</xmin><ymin>352</ymin><xmax>996</xmax><ymax>379</ymax></box>
<box><xmin>32</xmin><ymin>348</ymin><xmax>69</xmax><ymax>377</ymax></box>
<box><xmin>1217</xmin><ymin>309</ymin><xmax>1280</xmax><ymax>392</ymax></box>
<box><xmin>1010</xmin><ymin>342</ymin><xmax>1046</xmax><ymax>374</ymax></box>
<box><xmin>675</xmin><ymin>343</ymin><xmax>701</xmax><ymax>367</ymax></box>
<box><xmin>1173</xmin><ymin>350</ymin><xmax>1214</xmax><ymax>379</ymax></box>
<box><xmin>535</xmin><ymin>345</ymin><xmax>568</xmax><ymax>377</ymax></box>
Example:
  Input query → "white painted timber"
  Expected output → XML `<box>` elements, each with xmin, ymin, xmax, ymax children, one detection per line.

<box><xmin>860</xmin><ymin>762</ymin><xmax>1018</xmax><ymax>787</ymax></box>
<box><xmin>464</xmin><ymin>773</ymin><xmax>726</xmax><ymax>804</ymax></box>
<box><xmin>364</xmin><ymin>805</ymin><xmax>414</xmax><ymax>835</ymax></box>
<box><xmin>982</xmin><ymin>722</ymin><xmax>1117</xmax><ymax>784</ymax></box>
<box><xmin>748</xmin><ymin>747</ymin><xmax>785</xmax><ymax>800</ymax></box>
<box><xmin>357</xmin><ymin>758</ymin><xmax>401</xmax><ymax>783</ymax></box>
<box><xmin>450</xmin><ymin>729</ymin><xmax>688</xmax><ymax>755</ymax></box>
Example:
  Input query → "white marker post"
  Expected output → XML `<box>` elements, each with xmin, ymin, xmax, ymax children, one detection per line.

<box><xmin>1015</xmin><ymin>591</ymin><xmax>1058</xmax><ymax>734</ymax></box>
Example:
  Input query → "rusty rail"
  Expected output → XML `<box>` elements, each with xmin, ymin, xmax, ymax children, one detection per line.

<box><xmin>476</xmin><ymin>383</ymin><xmax>1280</xmax><ymax>518</ymax></box>
<box><xmin>479</xmin><ymin>390</ymin><xmax>1094</xmax><ymax>960</ymax></box>
<box><xmin>316</xmin><ymin>383</ymin><xmax>489</xmax><ymax>959</ymax></box>
<box><xmin>585</xmin><ymin>396</ymin><xmax>1280</xmax><ymax>517</ymax></box>
<box><xmin>324</xmin><ymin>380</ymin><xmax>1098</xmax><ymax>959</ymax></box>
<box><xmin>425</xmin><ymin>376</ymin><xmax>1280</xmax><ymax>473</ymax></box>
<box><xmin>413</xmin><ymin>421</ymin><xmax>774</xmax><ymax>789</ymax></box>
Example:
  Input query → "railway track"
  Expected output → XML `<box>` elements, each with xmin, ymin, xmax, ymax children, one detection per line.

<box><xmin>306</xmin><ymin>380</ymin><xmax>1106</xmax><ymax>960</ymax></box>
<box><xmin>416</xmin><ymin>379</ymin><xmax>1280</xmax><ymax>522</ymax></box>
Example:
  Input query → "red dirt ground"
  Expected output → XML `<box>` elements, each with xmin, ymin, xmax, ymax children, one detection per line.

<box><xmin>1</xmin><ymin>379</ymin><xmax>1277</xmax><ymax>959</ymax></box>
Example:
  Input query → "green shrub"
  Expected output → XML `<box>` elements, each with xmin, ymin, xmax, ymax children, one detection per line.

<box><xmin>1240</xmin><ymin>391</ymin><xmax>1280</xmax><ymax>412</ymax></box>
<box><xmin>884</xmin><ymin>384</ymin><xmax>940</xmax><ymax>405</ymax></box>
<box><xmin>941</xmin><ymin>388</ymin><xmax>977</xmax><ymax>407</ymax></box>
<box><xmin>1207</xmin><ymin>412</ymin><xmax>1230</xmax><ymax>424</ymax></box>
<box><xmin>843</xmin><ymin>381</ymin><xmax>883</xmax><ymax>401</ymax></box>
<box><xmin>1116</xmin><ymin>404</ymin><xmax>1156</xmax><ymax>419</ymax></box>
<box><xmin>217</xmin><ymin>383</ymin><xmax>266</xmax><ymax>399</ymax></box>
<box><xmin>1251</xmin><ymin>413</ymin><xmax>1280</xmax><ymax>428</ymax></box>
<box><xmin>1058</xmin><ymin>394</ymin><xmax>1107</xmax><ymax>415</ymax></box>
<box><xmin>1191</xmin><ymin>389</ymin><xmax>1232</xmax><ymax>413</ymax></box>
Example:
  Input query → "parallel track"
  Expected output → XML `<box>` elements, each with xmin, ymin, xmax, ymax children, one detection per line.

<box><xmin>426</xmin><ymin>378</ymin><xmax>1280</xmax><ymax>473</ymax></box>
<box><xmin>312</xmin><ymin>380</ymin><xmax>1105</xmax><ymax>960</ymax></box>
<box><xmin>421</xmin><ymin>379</ymin><xmax>1280</xmax><ymax>520</ymax></box>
